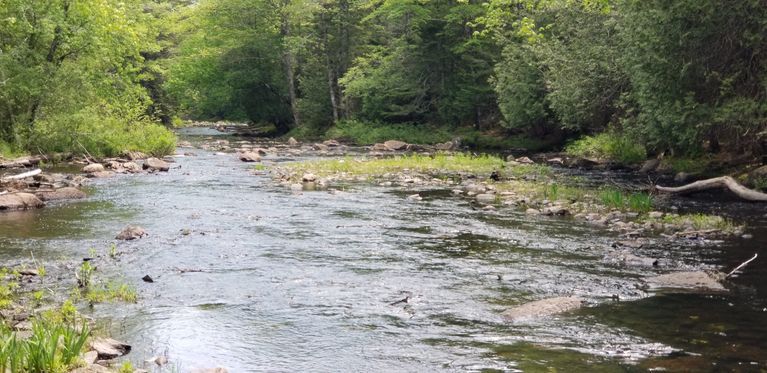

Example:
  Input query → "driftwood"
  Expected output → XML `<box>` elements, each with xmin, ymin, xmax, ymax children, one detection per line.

<box><xmin>656</xmin><ymin>176</ymin><xmax>767</xmax><ymax>202</ymax></box>
<box><xmin>726</xmin><ymin>253</ymin><xmax>758</xmax><ymax>278</ymax></box>
<box><xmin>0</xmin><ymin>168</ymin><xmax>41</xmax><ymax>182</ymax></box>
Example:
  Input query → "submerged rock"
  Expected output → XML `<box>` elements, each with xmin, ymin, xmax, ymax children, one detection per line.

<box><xmin>646</xmin><ymin>271</ymin><xmax>727</xmax><ymax>292</ymax></box>
<box><xmin>0</xmin><ymin>193</ymin><xmax>45</xmax><ymax>211</ymax></box>
<box><xmin>116</xmin><ymin>225</ymin><xmax>147</xmax><ymax>240</ymax></box>
<box><xmin>35</xmin><ymin>187</ymin><xmax>86</xmax><ymax>201</ymax></box>
<box><xmin>143</xmin><ymin>157</ymin><xmax>170</xmax><ymax>171</ymax></box>
<box><xmin>501</xmin><ymin>296</ymin><xmax>583</xmax><ymax>322</ymax></box>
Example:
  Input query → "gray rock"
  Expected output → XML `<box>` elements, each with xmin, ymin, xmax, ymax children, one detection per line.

<box><xmin>501</xmin><ymin>296</ymin><xmax>583</xmax><ymax>322</ymax></box>
<box><xmin>238</xmin><ymin>151</ymin><xmax>261</xmax><ymax>162</ymax></box>
<box><xmin>648</xmin><ymin>211</ymin><xmax>664</xmax><ymax>219</ymax></box>
<box><xmin>302</xmin><ymin>173</ymin><xmax>317</xmax><ymax>182</ymax></box>
<box><xmin>82</xmin><ymin>164</ymin><xmax>105</xmax><ymax>173</ymax></box>
<box><xmin>35</xmin><ymin>187</ymin><xmax>86</xmax><ymax>201</ymax></box>
<box><xmin>89</xmin><ymin>337</ymin><xmax>131</xmax><ymax>360</ymax></box>
<box><xmin>116</xmin><ymin>225</ymin><xmax>147</xmax><ymax>240</ymax></box>
<box><xmin>143</xmin><ymin>158</ymin><xmax>170</xmax><ymax>171</ymax></box>
<box><xmin>516</xmin><ymin>156</ymin><xmax>535</xmax><ymax>164</ymax></box>
<box><xmin>646</xmin><ymin>271</ymin><xmax>727</xmax><ymax>292</ymax></box>
<box><xmin>525</xmin><ymin>208</ymin><xmax>540</xmax><ymax>215</ymax></box>
<box><xmin>0</xmin><ymin>193</ymin><xmax>45</xmax><ymax>211</ymax></box>
<box><xmin>384</xmin><ymin>140</ymin><xmax>408</xmax><ymax>151</ymax></box>
<box><xmin>475</xmin><ymin>194</ymin><xmax>496</xmax><ymax>203</ymax></box>
<box><xmin>287</xmin><ymin>137</ymin><xmax>299</xmax><ymax>146</ymax></box>
<box><xmin>123</xmin><ymin>161</ymin><xmax>142</xmax><ymax>173</ymax></box>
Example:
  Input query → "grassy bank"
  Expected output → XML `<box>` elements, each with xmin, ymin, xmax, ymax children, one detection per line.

<box><xmin>273</xmin><ymin>153</ymin><xmax>739</xmax><ymax>235</ymax></box>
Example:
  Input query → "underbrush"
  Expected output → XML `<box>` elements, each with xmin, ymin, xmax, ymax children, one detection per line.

<box><xmin>324</xmin><ymin>120</ymin><xmax>453</xmax><ymax>145</ymax></box>
<box><xmin>28</xmin><ymin>112</ymin><xmax>176</xmax><ymax>157</ymax></box>
<box><xmin>598</xmin><ymin>188</ymin><xmax>654</xmax><ymax>213</ymax></box>
<box><xmin>565</xmin><ymin>132</ymin><xmax>646</xmax><ymax>164</ymax></box>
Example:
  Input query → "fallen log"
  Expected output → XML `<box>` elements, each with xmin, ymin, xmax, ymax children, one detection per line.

<box><xmin>656</xmin><ymin>176</ymin><xmax>767</xmax><ymax>202</ymax></box>
<box><xmin>0</xmin><ymin>168</ymin><xmax>41</xmax><ymax>182</ymax></box>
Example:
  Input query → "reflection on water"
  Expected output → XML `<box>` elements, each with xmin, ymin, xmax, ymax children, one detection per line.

<box><xmin>1</xmin><ymin>135</ymin><xmax>765</xmax><ymax>371</ymax></box>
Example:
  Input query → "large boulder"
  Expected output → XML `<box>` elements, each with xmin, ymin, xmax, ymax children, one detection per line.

<box><xmin>384</xmin><ymin>140</ymin><xmax>408</xmax><ymax>151</ymax></box>
<box><xmin>89</xmin><ymin>338</ymin><xmax>131</xmax><ymax>360</ymax></box>
<box><xmin>238</xmin><ymin>151</ymin><xmax>261</xmax><ymax>162</ymax></box>
<box><xmin>0</xmin><ymin>193</ymin><xmax>45</xmax><ymax>211</ymax></box>
<box><xmin>82</xmin><ymin>164</ymin><xmax>105</xmax><ymax>173</ymax></box>
<box><xmin>116</xmin><ymin>225</ymin><xmax>147</xmax><ymax>240</ymax></box>
<box><xmin>35</xmin><ymin>187</ymin><xmax>86</xmax><ymax>201</ymax></box>
<box><xmin>646</xmin><ymin>271</ymin><xmax>726</xmax><ymax>292</ymax></box>
<box><xmin>501</xmin><ymin>296</ymin><xmax>583</xmax><ymax>322</ymax></box>
<box><xmin>143</xmin><ymin>158</ymin><xmax>170</xmax><ymax>172</ymax></box>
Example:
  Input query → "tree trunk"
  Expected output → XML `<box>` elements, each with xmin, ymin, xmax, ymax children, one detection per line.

<box><xmin>656</xmin><ymin>176</ymin><xmax>767</xmax><ymax>202</ymax></box>
<box><xmin>281</xmin><ymin>17</ymin><xmax>300</xmax><ymax>129</ymax></box>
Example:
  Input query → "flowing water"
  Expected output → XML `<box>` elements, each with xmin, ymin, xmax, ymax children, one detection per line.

<box><xmin>1</xmin><ymin>128</ymin><xmax>766</xmax><ymax>372</ymax></box>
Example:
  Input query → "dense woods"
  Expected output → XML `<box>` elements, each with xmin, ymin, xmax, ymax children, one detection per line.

<box><xmin>2</xmin><ymin>0</ymin><xmax>766</xmax><ymax>159</ymax></box>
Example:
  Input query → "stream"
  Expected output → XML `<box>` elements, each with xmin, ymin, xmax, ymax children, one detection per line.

<box><xmin>1</xmin><ymin>128</ymin><xmax>766</xmax><ymax>372</ymax></box>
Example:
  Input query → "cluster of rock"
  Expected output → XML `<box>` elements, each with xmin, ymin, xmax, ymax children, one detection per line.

<box><xmin>0</xmin><ymin>168</ymin><xmax>88</xmax><ymax>211</ymax></box>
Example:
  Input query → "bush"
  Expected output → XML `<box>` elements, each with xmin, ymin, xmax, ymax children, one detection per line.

<box><xmin>566</xmin><ymin>132</ymin><xmax>646</xmax><ymax>164</ymax></box>
<box><xmin>29</xmin><ymin>110</ymin><xmax>176</xmax><ymax>157</ymax></box>
<box><xmin>325</xmin><ymin>120</ymin><xmax>453</xmax><ymax>145</ymax></box>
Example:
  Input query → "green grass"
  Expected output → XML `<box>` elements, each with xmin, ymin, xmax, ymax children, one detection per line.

<box><xmin>598</xmin><ymin>188</ymin><xmax>653</xmax><ymax>213</ymax></box>
<box><xmin>662</xmin><ymin>157</ymin><xmax>711</xmax><ymax>174</ymax></box>
<box><xmin>565</xmin><ymin>132</ymin><xmax>646</xmax><ymax>164</ymax></box>
<box><xmin>660</xmin><ymin>213</ymin><xmax>736</xmax><ymax>231</ymax></box>
<box><xmin>506</xmin><ymin>163</ymin><xmax>553</xmax><ymax>178</ymax></box>
<box><xmin>0</xmin><ymin>317</ymin><xmax>89</xmax><ymax>372</ymax></box>
<box><xmin>281</xmin><ymin>153</ymin><xmax>506</xmax><ymax>180</ymax></box>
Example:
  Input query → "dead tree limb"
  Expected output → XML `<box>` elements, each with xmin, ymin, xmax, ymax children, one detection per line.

<box><xmin>1</xmin><ymin>168</ymin><xmax>41</xmax><ymax>182</ymax></box>
<box><xmin>726</xmin><ymin>253</ymin><xmax>758</xmax><ymax>278</ymax></box>
<box><xmin>656</xmin><ymin>176</ymin><xmax>767</xmax><ymax>202</ymax></box>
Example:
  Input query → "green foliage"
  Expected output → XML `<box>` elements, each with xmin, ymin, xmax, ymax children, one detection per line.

<box><xmin>598</xmin><ymin>188</ymin><xmax>653</xmax><ymax>213</ymax></box>
<box><xmin>325</xmin><ymin>120</ymin><xmax>452</xmax><ymax>145</ymax></box>
<box><xmin>0</xmin><ymin>318</ymin><xmax>89</xmax><ymax>372</ymax></box>
<box><xmin>566</xmin><ymin>133</ymin><xmax>646</xmax><ymax>164</ymax></box>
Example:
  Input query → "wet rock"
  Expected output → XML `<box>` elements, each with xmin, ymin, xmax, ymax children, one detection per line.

<box><xmin>122</xmin><ymin>151</ymin><xmax>147</xmax><ymax>160</ymax></box>
<box><xmin>407</xmin><ymin>194</ymin><xmax>422</xmax><ymax>201</ymax></box>
<box><xmin>116</xmin><ymin>225</ymin><xmax>147</xmax><ymax>240</ymax></box>
<box><xmin>287</xmin><ymin>137</ymin><xmax>299</xmax><ymax>146</ymax></box>
<box><xmin>82</xmin><ymin>164</ymin><xmax>105</xmax><ymax>173</ymax></box>
<box><xmin>88</xmin><ymin>171</ymin><xmax>115</xmax><ymax>178</ymax></box>
<box><xmin>178</xmin><ymin>140</ymin><xmax>193</xmax><ymax>148</ymax></box>
<box><xmin>501</xmin><ymin>296</ymin><xmax>583</xmax><ymax>322</ymax></box>
<box><xmin>370</xmin><ymin>143</ymin><xmax>389</xmax><ymax>152</ymax></box>
<box><xmin>35</xmin><ymin>187</ymin><xmax>86</xmax><ymax>201</ymax></box>
<box><xmin>302</xmin><ymin>173</ymin><xmax>317</xmax><ymax>182</ymax></box>
<box><xmin>0</xmin><ymin>193</ymin><xmax>45</xmax><ymax>211</ymax></box>
<box><xmin>142</xmin><ymin>275</ymin><xmax>154</xmax><ymax>283</ymax></box>
<box><xmin>462</xmin><ymin>183</ymin><xmax>486</xmax><ymax>194</ymax></box>
<box><xmin>90</xmin><ymin>337</ymin><xmax>131</xmax><ymax>360</ymax></box>
<box><xmin>313</xmin><ymin>143</ymin><xmax>329</xmax><ymax>151</ymax></box>
<box><xmin>604</xmin><ymin>250</ymin><xmax>658</xmax><ymax>267</ymax></box>
<box><xmin>83</xmin><ymin>350</ymin><xmax>98</xmax><ymax>365</ymax></box>
<box><xmin>238</xmin><ymin>151</ymin><xmax>261</xmax><ymax>162</ymax></box>
<box><xmin>639</xmin><ymin>159</ymin><xmax>661</xmax><ymax>173</ymax></box>
<box><xmin>143</xmin><ymin>157</ymin><xmax>170</xmax><ymax>171</ymax></box>
<box><xmin>646</xmin><ymin>271</ymin><xmax>727</xmax><ymax>292</ymax></box>
<box><xmin>289</xmin><ymin>183</ymin><xmax>303</xmax><ymax>191</ymax></box>
<box><xmin>613</xmin><ymin>240</ymin><xmax>645</xmax><ymax>249</ymax></box>
<box><xmin>384</xmin><ymin>140</ymin><xmax>408</xmax><ymax>151</ymax></box>
<box><xmin>123</xmin><ymin>161</ymin><xmax>142</xmax><ymax>173</ymax></box>
<box><xmin>323</xmin><ymin>139</ymin><xmax>341</xmax><ymax>147</ymax></box>
<box><xmin>525</xmin><ymin>208</ymin><xmax>540</xmax><ymax>215</ymax></box>
<box><xmin>541</xmin><ymin>205</ymin><xmax>568</xmax><ymax>216</ymax></box>
<box><xmin>475</xmin><ymin>194</ymin><xmax>496</xmax><ymax>204</ymax></box>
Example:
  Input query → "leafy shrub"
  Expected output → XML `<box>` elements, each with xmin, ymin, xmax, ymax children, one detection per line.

<box><xmin>325</xmin><ymin>120</ymin><xmax>452</xmax><ymax>145</ymax></box>
<box><xmin>566</xmin><ymin>133</ymin><xmax>646</xmax><ymax>164</ymax></box>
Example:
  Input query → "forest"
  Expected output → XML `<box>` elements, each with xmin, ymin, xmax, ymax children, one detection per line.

<box><xmin>1</xmin><ymin>0</ymin><xmax>766</xmax><ymax>161</ymax></box>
